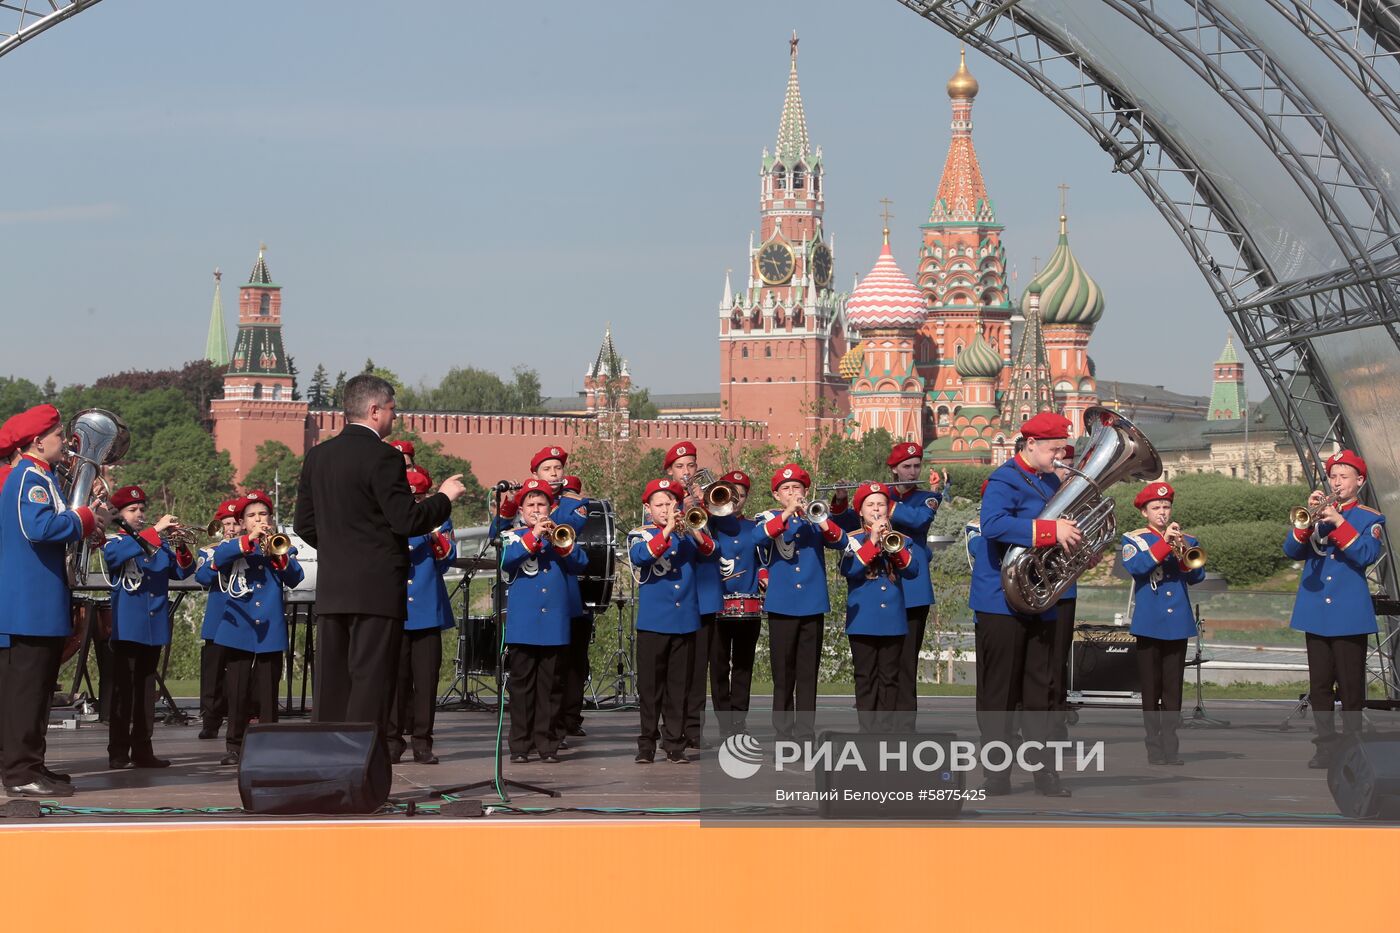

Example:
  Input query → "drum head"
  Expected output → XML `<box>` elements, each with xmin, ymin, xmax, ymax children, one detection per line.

<box><xmin>578</xmin><ymin>499</ymin><xmax>616</xmax><ymax>610</ymax></box>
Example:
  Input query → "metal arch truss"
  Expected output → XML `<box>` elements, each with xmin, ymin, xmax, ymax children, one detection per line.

<box><xmin>0</xmin><ymin>0</ymin><xmax>103</xmax><ymax>61</ymax></box>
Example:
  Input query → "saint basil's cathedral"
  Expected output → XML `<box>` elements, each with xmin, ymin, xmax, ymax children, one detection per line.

<box><xmin>719</xmin><ymin>40</ymin><xmax>1106</xmax><ymax>462</ymax></box>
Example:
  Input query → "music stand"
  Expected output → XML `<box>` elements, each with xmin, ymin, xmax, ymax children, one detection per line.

<box><xmin>415</xmin><ymin>483</ymin><xmax>559</xmax><ymax>804</ymax></box>
<box><xmin>1182</xmin><ymin>588</ymin><xmax>1230</xmax><ymax>728</ymax></box>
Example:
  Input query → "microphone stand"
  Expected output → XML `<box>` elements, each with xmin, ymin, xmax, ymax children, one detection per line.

<box><xmin>1182</xmin><ymin>603</ymin><xmax>1230</xmax><ymax>728</ymax></box>
<box><xmin>404</xmin><ymin>481</ymin><xmax>559</xmax><ymax>805</ymax></box>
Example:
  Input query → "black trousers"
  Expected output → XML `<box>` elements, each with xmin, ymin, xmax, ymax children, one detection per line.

<box><xmin>508</xmin><ymin>644</ymin><xmax>561</xmax><ymax>757</ymax></box>
<box><xmin>107</xmin><ymin>640</ymin><xmax>161</xmax><ymax>761</ymax></box>
<box><xmin>769</xmin><ymin>613</ymin><xmax>823</xmax><ymax>740</ymax></box>
<box><xmin>0</xmin><ymin>635</ymin><xmax>65</xmax><ymax>786</ymax></box>
<box><xmin>555</xmin><ymin>614</ymin><xmax>593</xmax><ymax>736</ymax></box>
<box><xmin>851</xmin><ymin>634</ymin><xmax>902</xmax><ymax>731</ymax></box>
<box><xmin>199</xmin><ymin>639</ymin><xmax>227</xmax><ymax>731</ymax></box>
<box><xmin>1135</xmin><ymin>635</ymin><xmax>1187</xmax><ymax>759</ymax></box>
<box><xmin>1305</xmin><ymin>632</ymin><xmax>1369</xmax><ymax>750</ymax></box>
<box><xmin>314</xmin><ymin>613</ymin><xmax>403</xmax><ymax>746</ymax></box>
<box><xmin>898</xmin><ymin>605</ymin><xmax>930</xmax><ymax>730</ymax></box>
<box><xmin>1049</xmin><ymin>599</ymin><xmax>1076</xmax><ymax>742</ymax></box>
<box><xmin>388</xmin><ymin>627</ymin><xmax>443</xmax><ymax>758</ymax></box>
<box><xmin>684</xmin><ymin>614</ymin><xmax>715</xmax><ymax>743</ymax></box>
<box><xmin>636</xmin><ymin>630</ymin><xmax>694</xmax><ymax>756</ymax></box>
<box><xmin>710</xmin><ymin>616</ymin><xmax>760</xmax><ymax>736</ymax></box>
<box><xmin>224</xmin><ymin>649</ymin><xmax>282</xmax><ymax>755</ymax></box>
<box><xmin>974</xmin><ymin>611</ymin><xmax>1056</xmax><ymax>771</ymax></box>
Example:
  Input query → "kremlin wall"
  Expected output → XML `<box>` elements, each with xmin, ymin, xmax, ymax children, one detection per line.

<box><xmin>206</xmin><ymin>42</ymin><xmax>1302</xmax><ymax>487</ymax></box>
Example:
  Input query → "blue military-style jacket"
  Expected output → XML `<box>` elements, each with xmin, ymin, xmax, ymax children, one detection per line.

<box><xmin>0</xmin><ymin>456</ymin><xmax>96</xmax><ymax>638</ymax></box>
<box><xmin>840</xmin><ymin>530</ymin><xmax>915</xmax><ymax>637</ymax></box>
<box><xmin>628</xmin><ymin>524</ymin><xmax>716</xmax><ymax>635</ymax></box>
<box><xmin>210</xmin><ymin>535</ymin><xmax>305</xmax><ymax>654</ymax></box>
<box><xmin>1120</xmin><ymin>528</ymin><xmax>1206</xmax><ymax>640</ymax></box>
<box><xmin>406</xmin><ymin>520</ymin><xmax>456</xmax><ymax>632</ymax></box>
<box><xmin>972</xmin><ymin>456</ymin><xmax>1060</xmax><ymax>621</ymax></box>
<box><xmin>102</xmin><ymin>527</ymin><xmax>194</xmax><ymax>646</ymax></box>
<box><xmin>502</xmin><ymin>524</ymin><xmax>587</xmax><ymax>646</ymax></box>
<box><xmin>1284</xmin><ymin>500</ymin><xmax>1385</xmax><ymax>636</ymax></box>
<box><xmin>755</xmin><ymin>509</ymin><xmax>846</xmax><ymax>618</ymax></box>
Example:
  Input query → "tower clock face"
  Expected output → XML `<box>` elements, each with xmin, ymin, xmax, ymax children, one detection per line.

<box><xmin>811</xmin><ymin>242</ymin><xmax>832</xmax><ymax>288</ymax></box>
<box><xmin>757</xmin><ymin>242</ymin><xmax>795</xmax><ymax>285</ymax></box>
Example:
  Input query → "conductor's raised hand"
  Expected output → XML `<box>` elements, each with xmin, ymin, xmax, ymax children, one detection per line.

<box><xmin>438</xmin><ymin>474</ymin><xmax>467</xmax><ymax>502</ymax></box>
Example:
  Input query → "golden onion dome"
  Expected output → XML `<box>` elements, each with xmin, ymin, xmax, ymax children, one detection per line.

<box><xmin>947</xmin><ymin>47</ymin><xmax>979</xmax><ymax>100</ymax></box>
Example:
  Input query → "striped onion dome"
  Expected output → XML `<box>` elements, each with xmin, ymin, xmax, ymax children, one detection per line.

<box><xmin>838</xmin><ymin>342</ymin><xmax>865</xmax><ymax>379</ymax></box>
<box><xmin>845</xmin><ymin>232</ymin><xmax>925</xmax><ymax>331</ymax></box>
<box><xmin>1025</xmin><ymin>214</ymin><xmax>1103</xmax><ymax>326</ymax></box>
<box><xmin>954</xmin><ymin>325</ymin><xmax>1002</xmax><ymax>379</ymax></box>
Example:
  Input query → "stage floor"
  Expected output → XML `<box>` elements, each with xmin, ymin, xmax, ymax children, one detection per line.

<box><xmin>10</xmin><ymin>696</ymin><xmax>1383</xmax><ymax>826</ymax></box>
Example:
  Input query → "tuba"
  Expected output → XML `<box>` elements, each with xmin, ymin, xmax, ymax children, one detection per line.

<box><xmin>62</xmin><ymin>409</ymin><xmax>132</xmax><ymax>587</ymax></box>
<box><xmin>1000</xmin><ymin>407</ymin><xmax>1162</xmax><ymax>615</ymax></box>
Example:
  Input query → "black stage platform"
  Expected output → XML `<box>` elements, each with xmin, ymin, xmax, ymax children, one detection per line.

<box><xmin>11</xmin><ymin>696</ymin><xmax>1387</xmax><ymax>825</ymax></box>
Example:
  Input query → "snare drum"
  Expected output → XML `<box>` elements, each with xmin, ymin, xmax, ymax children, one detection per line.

<box><xmin>719</xmin><ymin>593</ymin><xmax>763</xmax><ymax>619</ymax></box>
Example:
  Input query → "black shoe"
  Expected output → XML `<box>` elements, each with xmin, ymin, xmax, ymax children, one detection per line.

<box><xmin>131</xmin><ymin>755</ymin><xmax>171</xmax><ymax>769</ymax></box>
<box><xmin>1147</xmin><ymin>752</ymin><xmax>1166</xmax><ymax>765</ymax></box>
<box><xmin>197</xmin><ymin>723</ymin><xmax>221</xmax><ymax>740</ymax></box>
<box><xmin>1163</xmin><ymin>756</ymin><xmax>1186</xmax><ymax>766</ymax></box>
<box><xmin>557</xmin><ymin>738</ymin><xmax>570</xmax><ymax>750</ymax></box>
<box><xmin>539</xmin><ymin>752</ymin><xmax>562</xmax><ymax>764</ymax></box>
<box><xmin>220</xmin><ymin>753</ymin><xmax>240</xmax><ymax>766</ymax></box>
<box><xmin>666</xmin><ymin>750</ymin><xmax>691</xmax><ymax>764</ymax></box>
<box><xmin>108</xmin><ymin>757</ymin><xmax>132</xmax><ymax>770</ymax></box>
<box><xmin>509</xmin><ymin>753</ymin><xmax>530</xmax><ymax>764</ymax></box>
<box><xmin>567</xmin><ymin>727</ymin><xmax>587</xmax><ymax>737</ymax></box>
<box><xmin>1308</xmin><ymin>750</ymin><xmax>1333</xmax><ymax>769</ymax></box>
<box><xmin>635</xmin><ymin>751</ymin><xmax>655</xmax><ymax>764</ymax></box>
<box><xmin>1033</xmin><ymin>772</ymin><xmax>1072</xmax><ymax>798</ymax></box>
<box><xmin>41</xmin><ymin>767</ymin><xmax>71</xmax><ymax>784</ymax></box>
<box><xmin>5</xmin><ymin>777</ymin><xmax>74</xmax><ymax>798</ymax></box>
<box><xmin>981</xmin><ymin>772</ymin><xmax>1013</xmax><ymax>797</ymax></box>
<box><xmin>413</xmin><ymin>751</ymin><xmax>439</xmax><ymax>765</ymax></box>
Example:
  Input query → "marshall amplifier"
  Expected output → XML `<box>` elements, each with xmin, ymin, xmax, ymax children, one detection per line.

<box><xmin>1071</xmin><ymin>624</ymin><xmax>1139</xmax><ymax>695</ymax></box>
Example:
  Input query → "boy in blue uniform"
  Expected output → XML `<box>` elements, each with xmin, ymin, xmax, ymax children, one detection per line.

<box><xmin>211</xmin><ymin>490</ymin><xmax>304</xmax><ymax>765</ymax></box>
<box><xmin>502</xmin><ymin>479</ymin><xmax>587</xmax><ymax>764</ymax></box>
<box><xmin>1284</xmin><ymin>449</ymin><xmax>1386</xmax><ymax>768</ymax></box>
<box><xmin>840</xmin><ymin>482</ymin><xmax>914</xmax><ymax>732</ymax></box>
<box><xmin>629</xmin><ymin>477</ymin><xmax>717</xmax><ymax>763</ymax></box>
<box><xmin>195</xmin><ymin>498</ymin><xmax>241</xmax><ymax>739</ymax></box>
<box><xmin>1120</xmin><ymin>482</ymin><xmax>1206</xmax><ymax>765</ymax></box>
<box><xmin>388</xmin><ymin>465</ymin><xmax>456</xmax><ymax>765</ymax></box>
<box><xmin>758</xmin><ymin>463</ymin><xmax>846</xmax><ymax>742</ymax></box>
<box><xmin>707</xmin><ymin>470</ymin><xmax>768</xmax><ymax>738</ymax></box>
<box><xmin>101</xmin><ymin>485</ymin><xmax>195</xmax><ymax>769</ymax></box>
<box><xmin>0</xmin><ymin>405</ymin><xmax>111</xmax><ymax>797</ymax></box>
<box><xmin>664</xmin><ymin>442</ymin><xmax>723</xmax><ymax>750</ymax></box>
<box><xmin>973</xmin><ymin>412</ymin><xmax>1078</xmax><ymax>797</ymax></box>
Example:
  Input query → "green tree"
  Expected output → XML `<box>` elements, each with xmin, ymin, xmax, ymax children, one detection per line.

<box><xmin>243</xmin><ymin>440</ymin><xmax>304</xmax><ymax>521</ymax></box>
<box><xmin>287</xmin><ymin>355</ymin><xmax>302</xmax><ymax>401</ymax></box>
<box><xmin>308</xmin><ymin>364</ymin><xmax>331</xmax><ymax>408</ymax></box>
<box><xmin>628</xmin><ymin>387</ymin><xmax>660</xmax><ymax>420</ymax></box>
<box><xmin>407</xmin><ymin>365</ymin><xmax>547</xmax><ymax>413</ymax></box>
<box><xmin>382</xmin><ymin>428</ymin><xmax>489</xmax><ymax>526</ymax></box>
<box><xmin>41</xmin><ymin>376</ymin><xmax>57</xmax><ymax>403</ymax></box>
<box><xmin>331</xmin><ymin>371</ymin><xmax>347</xmax><ymax>409</ymax></box>
<box><xmin>0</xmin><ymin>376</ymin><xmax>44</xmax><ymax>418</ymax></box>
<box><xmin>126</xmin><ymin>421</ymin><xmax>235</xmax><ymax>525</ymax></box>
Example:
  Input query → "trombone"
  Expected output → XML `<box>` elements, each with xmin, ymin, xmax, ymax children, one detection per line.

<box><xmin>1290</xmin><ymin>492</ymin><xmax>1339</xmax><ymax>531</ymax></box>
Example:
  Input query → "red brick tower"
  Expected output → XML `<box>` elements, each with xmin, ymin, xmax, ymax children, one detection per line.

<box><xmin>718</xmin><ymin>33</ymin><xmax>848</xmax><ymax>450</ymax></box>
<box><xmin>210</xmin><ymin>245</ymin><xmax>309</xmax><ymax>481</ymax></box>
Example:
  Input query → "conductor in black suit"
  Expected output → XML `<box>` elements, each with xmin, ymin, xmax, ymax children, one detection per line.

<box><xmin>294</xmin><ymin>374</ymin><xmax>467</xmax><ymax>746</ymax></box>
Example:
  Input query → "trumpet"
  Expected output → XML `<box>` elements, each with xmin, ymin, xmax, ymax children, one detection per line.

<box><xmin>259</xmin><ymin>532</ymin><xmax>292</xmax><ymax>557</ymax></box>
<box><xmin>539</xmin><ymin>520</ymin><xmax>575</xmax><ymax>549</ymax></box>
<box><xmin>879</xmin><ymin>529</ymin><xmax>905</xmax><ymax>554</ymax></box>
<box><xmin>205</xmin><ymin>518</ymin><xmax>223</xmax><ymax>537</ymax></box>
<box><xmin>802</xmin><ymin>498</ymin><xmax>830</xmax><ymax>523</ymax></box>
<box><xmin>161</xmin><ymin>521</ymin><xmax>198</xmax><ymax>553</ymax></box>
<box><xmin>1290</xmin><ymin>492</ymin><xmax>1340</xmax><ymax>531</ymax></box>
<box><xmin>1168</xmin><ymin>532</ymin><xmax>1207</xmax><ymax>571</ymax></box>
<box><xmin>680</xmin><ymin>506</ymin><xmax>709</xmax><ymax>534</ymax></box>
<box><xmin>703</xmin><ymin>480</ymin><xmax>739</xmax><ymax>517</ymax></box>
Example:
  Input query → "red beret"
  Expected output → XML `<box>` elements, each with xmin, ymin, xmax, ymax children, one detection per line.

<box><xmin>0</xmin><ymin>416</ymin><xmax>16</xmax><ymax>459</ymax></box>
<box><xmin>562</xmin><ymin>475</ymin><xmax>583</xmax><ymax>494</ymax></box>
<box><xmin>236</xmin><ymin>490</ymin><xmax>274</xmax><ymax>518</ymax></box>
<box><xmin>405</xmin><ymin>465</ymin><xmax>433</xmax><ymax>494</ymax></box>
<box><xmin>887</xmin><ymin>442</ymin><xmax>923</xmax><ymax>468</ymax></box>
<box><xmin>664</xmin><ymin>443</ymin><xmax>696</xmax><ymax>470</ymax></box>
<box><xmin>852</xmin><ymin>481</ymin><xmax>891</xmax><ymax>512</ymax></box>
<box><xmin>389</xmin><ymin>439</ymin><xmax>415</xmax><ymax>458</ymax></box>
<box><xmin>1058</xmin><ymin>444</ymin><xmax>1076</xmax><ymax>461</ymax></box>
<box><xmin>513</xmin><ymin>478</ymin><xmax>557</xmax><ymax>511</ymax></box>
<box><xmin>530</xmin><ymin>445</ymin><xmax>568</xmax><ymax>472</ymax></box>
<box><xmin>1133</xmin><ymin>482</ymin><xmax>1175</xmax><ymax>510</ymax></box>
<box><xmin>720</xmin><ymin>470</ymin><xmax>751</xmax><ymax>490</ymax></box>
<box><xmin>212</xmin><ymin>498</ymin><xmax>241</xmax><ymax>524</ymax></box>
<box><xmin>1325</xmin><ymin>449</ymin><xmax>1367</xmax><ymax>480</ymax></box>
<box><xmin>771</xmin><ymin>463</ymin><xmax>811</xmax><ymax>493</ymax></box>
<box><xmin>1019</xmin><ymin>412</ymin><xmax>1072</xmax><ymax>441</ymax></box>
<box><xmin>642</xmin><ymin>478</ymin><xmax>684</xmax><ymax>505</ymax></box>
<box><xmin>110</xmin><ymin>485</ymin><xmax>147</xmax><ymax>509</ymax></box>
<box><xmin>7</xmin><ymin>404</ymin><xmax>61</xmax><ymax>450</ymax></box>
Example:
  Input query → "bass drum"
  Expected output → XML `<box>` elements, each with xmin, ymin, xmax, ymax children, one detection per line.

<box><xmin>577</xmin><ymin>499</ymin><xmax>616</xmax><ymax>611</ymax></box>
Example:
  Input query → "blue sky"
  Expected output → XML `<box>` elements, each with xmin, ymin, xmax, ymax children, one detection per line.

<box><xmin>0</xmin><ymin>0</ymin><xmax>1260</xmax><ymax>401</ymax></box>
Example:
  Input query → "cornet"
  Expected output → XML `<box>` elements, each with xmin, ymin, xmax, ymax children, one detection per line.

<box><xmin>879</xmin><ymin>529</ymin><xmax>905</xmax><ymax>554</ymax></box>
<box><xmin>161</xmin><ymin>521</ymin><xmax>198</xmax><ymax>554</ymax></box>
<box><xmin>703</xmin><ymin>480</ymin><xmax>739</xmax><ymax>517</ymax></box>
<box><xmin>259</xmin><ymin>532</ymin><xmax>292</xmax><ymax>557</ymax></box>
<box><xmin>802</xmin><ymin>498</ymin><xmax>829</xmax><ymax>523</ymax></box>
<box><xmin>540</xmin><ymin>520</ymin><xmax>575</xmax><ymax>549</ymax></box>
<box><xmin>680</xmin><ymin>506</ymin><xmax>709</xmax><ymax>534</ymax></box>
<box><xmin>1165</xmin><ymin>529</ymin><xmax>1206</xmax><ymax>570</ymax></box>
<box><xmin>1290</xmin><ymin>492</ymin><xmax>1340</xmax><ymax>531</ymax></box>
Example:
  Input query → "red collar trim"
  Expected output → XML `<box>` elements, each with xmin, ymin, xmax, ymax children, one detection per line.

<box><xmin>1340</xmin><ymin>499</ymin><xmax>1360</xmax><ymax>511</ymax></box>
<box><xmin>20</xmin><ymin>454</ymin><xmax>52</xmax><ymax>473</ymax></box>
<box><xmin>1013</xmin><ymin>454</ymin><xmax>1037</xmax><ymax>475</ymax></box>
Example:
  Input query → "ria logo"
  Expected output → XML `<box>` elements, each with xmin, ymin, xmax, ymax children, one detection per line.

<box><xmin>717</xmin><ymin>733</ymin><xmax>764</xmax><ymax>779</ymax></box>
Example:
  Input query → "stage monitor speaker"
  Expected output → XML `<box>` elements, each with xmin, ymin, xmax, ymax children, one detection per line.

<box><xmin>814</xmin><ymin>731</ymin><xmax>966</xmax><ymax>819</ymax></box>
<box><xmin>1071</xmin><ymin>624</ymin><xmax>1139</xmax><ymax>693</ymax></box>
<box><xmin>1329</xmin><ymin>734</ymin><xmax>1400</xmax><ymax>820</ymax></box>
<box><xmin>238</xmin><ymin>722</ymin><xmax>391</xmax><ymax>815</ymax></box>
